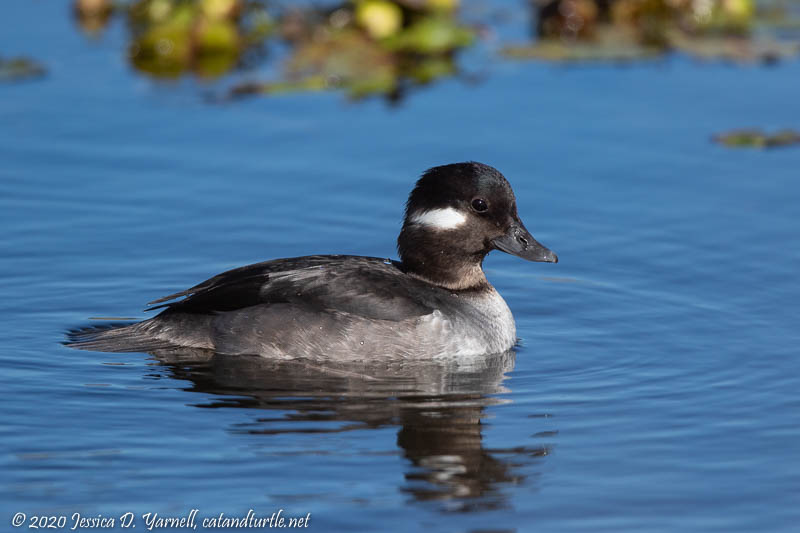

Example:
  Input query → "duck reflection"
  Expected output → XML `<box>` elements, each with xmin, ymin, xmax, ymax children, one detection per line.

<box><xmin>147</xmin><ymin>349</ymin><xmax>550</xmax><ymax>510</ymax></box>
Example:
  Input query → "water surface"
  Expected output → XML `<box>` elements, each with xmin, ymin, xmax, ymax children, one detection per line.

<box><xmin>2</xmin><ymin>2</ymin><xmax>800</xmax><ymax>532</ymax></box>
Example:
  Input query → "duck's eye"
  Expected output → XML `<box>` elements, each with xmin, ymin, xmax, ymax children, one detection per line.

<box><xmin>471</xmin><ymin>198</ymin><xmax>488</xmax><ymax>213</ymax></box>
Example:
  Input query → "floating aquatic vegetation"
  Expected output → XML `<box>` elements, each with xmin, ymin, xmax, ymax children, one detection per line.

<box><xmin>668</xmin><ymin>31</ymin><xmax>800</xmax><ymax>63</ymax></box>
<box><xmin>71</xmin><ymin>0</ymin><xmax>473</xmax><ymax>100</ymax></box>
<box><xmin>502</xmin><ymin>27</ymin><xmax>663</xmax><ymax>62</ymax></box>
<box><xmin>382</xmin><ymin>15</ymin><xmax>474</xmax><ymax>53</ymax></box>
<box><xmin>356</xmin><ymin>0</ymin><xmax>404</xmax><ymax>39</ymax></box>
<box><xmin>71</xmin><ymin>0</ymin><xmax>273</xmax><ymax>79</ymax></box>
<box><xmin>125</xmin><ymin>0</ymin><xmax>269</xmax><ymax>79</ymax></box>
<box><xmin>0</xmin><ymin>56</ymin><xmax>46</xmax><ymax>82</ymax></box>
<box><xmin>713</xmin><ymin>129</ymin><xmax>800</xmax><ymax>148</ymax></box>
<box><xmin>503</xmin><ymin>0</ymin><xmax>800</xmax><ymax>64</ymax></box>
<box><xmin>227</xmin><ymin>1</ymin><xmax>475</xmax><ymax>101</ymax></box>
<box><xmin>69</xmin><ymin>0</ymin><xmax>800</xmax><ymax>100</ymax></box>
<box><xmin>73</xmin><ymin>0</ymin><xmax>114</xmax><ymax>36</ymax></box>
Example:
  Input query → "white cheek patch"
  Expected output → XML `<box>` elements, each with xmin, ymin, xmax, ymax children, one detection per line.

<box><xmin>409</xmin><ymin>207</ymin><xmax>467</xmax><ymax>230</ymax></box>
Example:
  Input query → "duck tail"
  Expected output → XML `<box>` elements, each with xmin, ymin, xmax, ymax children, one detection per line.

<box><xmin>64</xmin><ymin>321</ymin><xmax>175</xmax><ymax>353</ymax></box>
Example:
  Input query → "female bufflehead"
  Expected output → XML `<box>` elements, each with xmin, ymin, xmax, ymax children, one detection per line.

<box><xmin>67</xmin><ymin>162</ymin><xmax>557</xmax><ymax>360</ymax></box>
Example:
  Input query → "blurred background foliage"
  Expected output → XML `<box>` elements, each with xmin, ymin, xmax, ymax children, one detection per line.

<box><xmin>68</xmin><ymin>0</ymin><xmax>800</xmax><ymax>102</ymax></box>
<box><xmin>72</xmin><ymin>0</ymin><xmax>475</xmax><ymax>100</ymax></box>
<box><xmin>506</xmin><ymin>0</ymin><xmax>800</xmax><ymax>62</ymax></box>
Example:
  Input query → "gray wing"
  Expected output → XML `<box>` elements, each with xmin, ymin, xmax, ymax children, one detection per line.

<box><xmin>148</xmin><ymin>255</ymin><xmax>436</xmax><ymax>322</ymax></box>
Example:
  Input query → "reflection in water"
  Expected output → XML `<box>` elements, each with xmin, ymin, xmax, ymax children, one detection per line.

<box><xmin>147</xmin><ymin>349</ymin><xmax>550</xmax><ymax>510</ymax></box>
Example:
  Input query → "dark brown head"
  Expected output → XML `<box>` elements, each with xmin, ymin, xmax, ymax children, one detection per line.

<box><xmin>397</xmin><ymin>162</ymin><xmax>557</xmax><ymax>290</ymax></box>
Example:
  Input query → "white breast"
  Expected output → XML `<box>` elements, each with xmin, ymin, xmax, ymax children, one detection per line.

<box><xmin>464</xmin><ymin>287</ymin><xmax>517</xmax><ymax>352</ymax></box>
<box><xmin>416</xmin><ymin>287</ymin><xmax>517</xmax><ymax>357</ymax></box>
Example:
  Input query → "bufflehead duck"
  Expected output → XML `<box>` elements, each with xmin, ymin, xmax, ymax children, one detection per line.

<box><xmin>66</xmin><ymin>162</ymin><xmax>557</xmax><ymax>360</ymax></box>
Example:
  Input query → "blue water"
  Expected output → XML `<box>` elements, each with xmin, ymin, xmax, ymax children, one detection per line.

<box><xmin>3</xmin><ymin>3</ymin><xmax>800</xmax><ymax>532</ymax></box>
